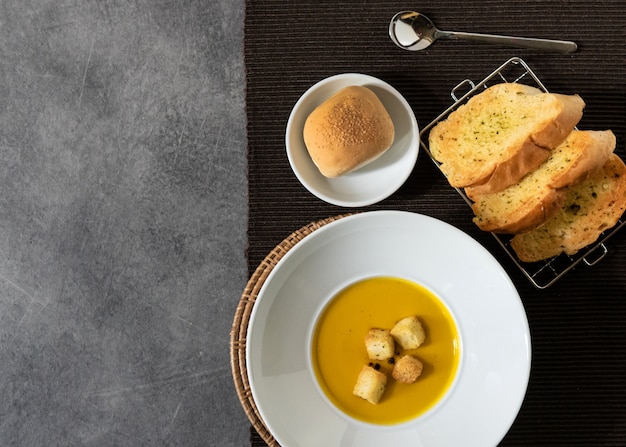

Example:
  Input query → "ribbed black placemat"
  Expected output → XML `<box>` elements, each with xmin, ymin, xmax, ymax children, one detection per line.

<box><xmin>244</xmin><ymin>1</ymin><xmax>626</xmax><ymax>445</ymax></box>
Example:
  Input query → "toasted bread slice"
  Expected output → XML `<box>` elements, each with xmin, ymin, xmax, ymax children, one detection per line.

<box><xmin>510</xmin><ymin>153</ymin><xmax>626</xmax><ymax>262</ymax></box>
<box><xmin>471</xmin><ymin>130</ymin><xmax>616</xmax><ymax>234</ymax></box>
<box><xmin>429</xmin><ymin>83</ymin><xmax>585</xmax><ymax>192</ymax></box>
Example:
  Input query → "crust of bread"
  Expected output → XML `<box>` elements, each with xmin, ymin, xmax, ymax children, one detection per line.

<box><xmin>429</xmin><ymin>83</ymin><xmax>585</xmax><ymax>192</ymax></box>
<box><xmin>470</xmin><ymin>130</ymin><xmax>616</xmax><ymax>234</ymax></box>
<box><xmin>473</xmin><ymin>188</ymin><xmax>567</xmax><ymax>234</ymax></box>
<box><xmin>510</xmin><ymin>153</ymin><xmax>626</xmax><ymax>262</ymax></box>
<box><xmin>542</xmin><ymin>130</ymin><xmax>616</xmax><ymax>189</ymax></box>
<box><xmin>464</xmin><ymin>140</ymin><xmax>552</xmax><ymax>198</ymax></box>
<box><xmin>303</xmin><ymin>86</ymin><xmax>394</xmax><ymax>178</ymax></box>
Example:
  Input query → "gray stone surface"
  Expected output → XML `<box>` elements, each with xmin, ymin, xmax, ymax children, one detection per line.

<box><xmin>0</xmin><ymin>1</ymin><xmax>249</xmax><ymax>445</ymax></box>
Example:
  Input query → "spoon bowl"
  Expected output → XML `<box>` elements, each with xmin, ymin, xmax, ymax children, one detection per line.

<box><xmin>389</xmin><ymin>11</ymin><xmax>438</xmax><ymax>51</ymax></box>
<box><xmin>389</xmin><ymin>11</ymin><xmax>577</xmax><ymax>53</ymax></box>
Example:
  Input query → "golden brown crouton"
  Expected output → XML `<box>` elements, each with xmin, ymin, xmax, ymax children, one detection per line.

<box><xmin>353</xmin><ymin>365</ymin><xmax>388</xmax><ymax>404</ymax></box>
<box><xmin>392</xmin><ymin>355</ymin><xmax>424</xmax><ymax>384</ymax></box>
<box><xmin>364</xmin><ymin>328</ymin><xmax>395</xmax><ymax>360</ymax></box>
<box><xmin>390</xmin><ymin>316</ymin><xmax>426</xmax><ymax>350</ymax></box>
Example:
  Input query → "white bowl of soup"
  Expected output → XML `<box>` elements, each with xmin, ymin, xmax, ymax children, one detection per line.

<box><xmin>245</xmin><ymin>211</ymin><xmax>530</xmax><ymax>447</ymax></box>
<box><xmin>311</xmin><ymin>276</ymin><xmax>461</xmax><ymax>425</ymax></box>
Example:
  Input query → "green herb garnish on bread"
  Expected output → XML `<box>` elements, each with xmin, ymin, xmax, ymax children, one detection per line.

<box><xmin>470</xmin><ymin>130</ymin><xmax>616</xmax><ymax>234</ymax></box>
<box><xmin>429</xmin><ymin>83</ymin><xmax>585</xmax><ymax>194</ymax></box>
<box><xmin>510</xmin><ymin>153</ymin><xmax>626</xmax><ymax>262</ymax></box>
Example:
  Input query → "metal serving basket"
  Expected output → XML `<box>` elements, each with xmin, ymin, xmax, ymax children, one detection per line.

<box><xmin>418</xmin><ymin>57</ymin><xmax>626</xmax><ymax>289</ymax></box>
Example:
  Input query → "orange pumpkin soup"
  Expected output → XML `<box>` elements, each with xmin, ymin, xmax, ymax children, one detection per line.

<box><xmin>311</xmin><ymin>276</ymin><xmax>461</xmax><ymax>425</ymax></box>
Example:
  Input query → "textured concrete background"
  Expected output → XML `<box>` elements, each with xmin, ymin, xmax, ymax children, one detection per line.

<box><xmin>0</xmin><ymin>1</ymin><xmax>249</xmax><ymax>445</ymax></box>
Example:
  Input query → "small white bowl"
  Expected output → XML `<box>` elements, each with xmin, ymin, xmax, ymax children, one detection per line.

<box><xmin>286</xmin><ymin>73</ymin><xmax>419</xmax><ymax>207</ymax></box>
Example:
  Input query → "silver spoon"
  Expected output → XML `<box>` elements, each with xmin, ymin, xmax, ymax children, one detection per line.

<box><xmin>389</xmin><ymin>11</ymin><xmax>577</xmax><ymax>53</ymax></box>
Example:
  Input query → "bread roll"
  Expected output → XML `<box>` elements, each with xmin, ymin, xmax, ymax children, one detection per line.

<box><xmin>303</xmin><ymin>86</ymin><xmax>395</xmax><ymax>178</ymax></box>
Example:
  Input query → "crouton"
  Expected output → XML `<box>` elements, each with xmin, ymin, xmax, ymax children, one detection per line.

<box><xmin>392</xmin><ymin>355</ymin><xmax>424</xmax><ymax>384</ymax></box>
<box><xmin>353</xmin><ymin>365</ymin><xmax>388</xmax><ymax>404</ymax></box>
<box><xmin>364</xmin><ymin>328</ymin><xmax>395</xmax><ymax>360</ymax></box>
<box><xmin>390</xmin><ymin>316</ymin><xmax>426</xmax><ymax>350</ymax></box>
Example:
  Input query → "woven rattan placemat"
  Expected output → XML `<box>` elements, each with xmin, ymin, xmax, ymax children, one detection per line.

<box><xmin>230</xmin><ymin>214</ymin><xmax>352</xmax><ymax>447</ymax></box>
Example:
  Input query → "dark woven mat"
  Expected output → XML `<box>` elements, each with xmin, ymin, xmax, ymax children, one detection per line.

<box><xmin>244</xmin><ymin>1</ymin><xmax>626</xmax><ymax>445</ymax></box>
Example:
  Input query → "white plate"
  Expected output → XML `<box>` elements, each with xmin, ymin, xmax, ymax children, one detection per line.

<box><xmin>247</xmin><ymin>211</ymin><xmax>531</xmax><ymax>447</ymax></box>
<box><xmin>286</xmin><ymin>74</ymin><xmax>419</xmax><ymax>207</ymax></box>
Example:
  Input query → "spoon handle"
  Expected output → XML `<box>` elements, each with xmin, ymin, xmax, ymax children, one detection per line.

<box><xmin>443</xmin><ymin>31</ymin><xmax>577</xmax><ymax>53</ymax></box>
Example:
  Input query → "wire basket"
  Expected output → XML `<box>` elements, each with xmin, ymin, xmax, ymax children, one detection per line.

<box><xmin>418</xmin><ymin>57</ymin><xmax>626</xmax><ymax>289</ymax></box>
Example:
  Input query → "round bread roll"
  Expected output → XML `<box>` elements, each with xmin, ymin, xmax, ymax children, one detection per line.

<box><xmin>303</xmin><ymin>86</ymin><xmax>395</xmax><ymax>178</ymax></box>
